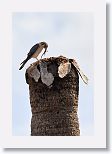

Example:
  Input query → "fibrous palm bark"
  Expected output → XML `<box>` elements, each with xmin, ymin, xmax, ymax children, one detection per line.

<box><xmin>25</xmin><ymin>56</ymin><xmax>81</xmax><ymax>136</ymax></box>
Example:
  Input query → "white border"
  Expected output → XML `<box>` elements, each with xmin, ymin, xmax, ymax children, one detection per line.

<box><xmin>0</xmin><ymin>0</ymin><xmax>106</xmax><ymax>148</ymax></box>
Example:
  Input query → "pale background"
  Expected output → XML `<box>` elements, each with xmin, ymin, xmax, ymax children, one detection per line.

<box><xmin>12</xmin><ymin>12</ymin><xmax>94</xmax><ymax>136</ymax></box>
<box><xmin>0</xmin><ymin>0</ymin><xmax>109</xmax><ymax>154</ymax></box>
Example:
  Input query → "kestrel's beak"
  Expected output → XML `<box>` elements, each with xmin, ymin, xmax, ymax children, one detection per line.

<box><xmin>45</xmin><ymin>44</ymin><xmax>48</xmax><ymax>49</ymax></box>
<box><xmin>44</xmin><ymin>43</ymin><xmax>48</xmax><ymax>52</ymax></box>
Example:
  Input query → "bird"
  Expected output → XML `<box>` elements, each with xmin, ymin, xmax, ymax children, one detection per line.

<box><xmin>19</xmin><ymin>41</ymin><xmax>48</xmax><ymax>70</ymax></box>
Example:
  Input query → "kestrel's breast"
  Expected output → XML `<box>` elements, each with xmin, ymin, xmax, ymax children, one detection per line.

<box><xmin>32</xmin><ymin>46</ymin><xmax>44</xmax><ymax>58</ymax></box>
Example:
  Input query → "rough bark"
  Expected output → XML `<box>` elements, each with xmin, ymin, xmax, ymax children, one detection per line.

<box><xmin>26</xmin><ymin>56</ymin><xmax>80</xmax><ymax>136</ymax></box>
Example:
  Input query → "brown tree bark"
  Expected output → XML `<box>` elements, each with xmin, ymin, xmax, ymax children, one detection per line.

<box><xmin>25</xmin><ymin>56</ymin><xmax>80</xmax><ymax>136</ymax></box>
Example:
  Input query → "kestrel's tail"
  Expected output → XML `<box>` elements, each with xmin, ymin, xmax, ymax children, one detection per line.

<box><xmin>19</xmin><ymin>57</ymin><xmax>29</xmax><ymax>70</ymax></box>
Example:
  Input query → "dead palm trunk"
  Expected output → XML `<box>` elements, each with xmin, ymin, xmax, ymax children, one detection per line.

<box><xmin>25</xmin><ymin>56</ymin><xmax>87</xmax><ymax>136</ymax></box>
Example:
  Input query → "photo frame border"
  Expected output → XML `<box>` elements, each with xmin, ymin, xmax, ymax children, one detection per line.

<box><xmin>0</xmin><ymin>0</ymin><xmax>106</xmax><ymax>148</ymax></box>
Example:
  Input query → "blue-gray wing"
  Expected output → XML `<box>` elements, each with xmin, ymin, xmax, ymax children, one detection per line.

<box><xmin>27</xmin><ymin>43</ymin><xmax>39</xmax><ymax>58</ymax></box>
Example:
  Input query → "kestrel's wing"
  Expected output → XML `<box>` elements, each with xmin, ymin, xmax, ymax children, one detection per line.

<box><xmin>27</xmin><ymin>43</ymin><xmax>40</xmax><ymax>58</ymax></box>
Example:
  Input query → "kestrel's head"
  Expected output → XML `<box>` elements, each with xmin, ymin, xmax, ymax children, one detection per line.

<box><xmin>40</xmin><ymin>42</ymin><xmax>48</xmax><ymax>49</ymax></box>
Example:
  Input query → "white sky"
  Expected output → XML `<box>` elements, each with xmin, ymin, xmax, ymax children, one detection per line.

<box><xmin>12</xmin><ymin>12</ymin><xmax>94</xmax><ymax>136</ymax></box>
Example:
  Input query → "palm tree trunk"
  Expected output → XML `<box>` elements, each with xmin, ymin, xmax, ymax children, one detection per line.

<box><xmin>25</xmin><ymin>56</ymin><xmax>80</xmax><ymax>136</ymax></box>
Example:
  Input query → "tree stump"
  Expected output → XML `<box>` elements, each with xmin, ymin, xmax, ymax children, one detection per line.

<box><xmin>25</xmin><ymin>56</ymin><xmax>81</xmax><ymax>136</ymax></box>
